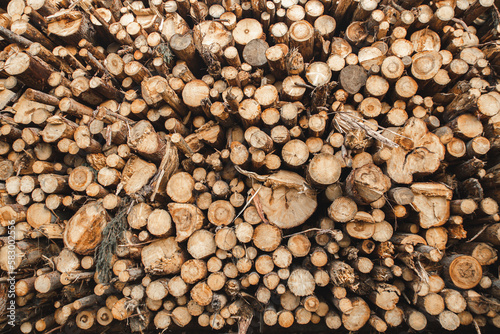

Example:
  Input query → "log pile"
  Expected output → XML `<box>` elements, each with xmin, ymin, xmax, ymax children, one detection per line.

<box><xmin>2</xmin><ymin>0</ymin><xmax>500</xmax><ymax>332</ymax></box>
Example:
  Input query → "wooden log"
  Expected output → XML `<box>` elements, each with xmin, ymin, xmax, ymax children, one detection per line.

<box><xmin>233</xmin><ymin>18</ymin><xmax>263</xmax><ymax>47</ymax></box>
<box><xmin>34</xmin><ymin>271</ymin><xmax>62</xmax><ymax>293</ymax></box>
<box><xmin>5</xmin><ymin>52</ymin><xmax>52</xmax><ymax>91</ymax></box>
<box><xmin>25</xmin><ymin>88</ymin><xmax>60</xmax><ymax>107</ymax></box>
<box><xmin>342</xmin><ymin>297</ymin><xmax>370</xmax><ymax>331</ymax></box>
<box><xmin>346</xmin><ymin>163</ymin><xmax>391</xmax><ymax>204</ymax></box>
<box><xmin>0</xmin><ymin>25</ymin><xmax>32</xmax><ymax>47</ymax></box>
<box><xmin>442</xmin><ymin>255</ymin><xmax>482</xmax><ymax>289</ymax></box>
<box><xmin>11</xmin><ymin>20</ymin><xmax>55</xmax><ymax>49</ymax></box>
<box><xmin>182</xmin><ymin>80</ymin><xmax>210</xmax><ymax>113</ymax></box>
<box><xmin>0</xmin><ymin>240</ymin><xmax>42</xmax><ymax>271</ymax></box>
<box><xmin>168</xmin><ymin>203</ymin><xmax>204</xmax><ymax>242</ymax></box>
<box><xmin>287</xmin><ymin>268</ymin><xmax>315</xmax><ymax>297</ymax></box>
<box><xmin>63</xmin><ymin>201</ymin><xmax>109</xmax><ymax>255</ymax></box>
<box><xmin>441</xmin><ymin>288</ymin><xmax>467</xmax><ymax>313</ymax></box>
<box><xmin>0</xmin><ymin>1</ymin><xmax>499</xmax><ymax>332</ymax></box>
<box><xmin>328</xmin><ymin>196</ymin><xmax>358</xmax><ymax>223</ymax></box>
<box><xmin>339</xmin><ymin>65</ymin><xmax>367</xmax><ymax>95</ymax></box>
<box><xmin>141</xmin><ymin>237</ymin><xmax>186</xmax><ymax>275</ymax></box>
<box><xmin>47</xmin><ymin>10</ymin><xmax>96</xmax><ymax>46</ymax></box>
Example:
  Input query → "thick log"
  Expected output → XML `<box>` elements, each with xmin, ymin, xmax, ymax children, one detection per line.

<box><xmin>5</xmin><ymin>52</ymin><xmax>52</xmax><ymax>91</ymax></box>
<box><xmin>0</xmin><ymin>240</ymin><xmax>43</xmax><ymax>271</ymax></box>
<box><xmin>442</xmin><ymin>255</ymin><xmax>482</xmax><ymax>289</ymax></box>
<box><xmin>63</xmin><ymin>201</ymin><xmax>110</xmax><ymax>255</ymax></box>
<box><xmin>141</xmin><ymin>237</ymin><xmax>186</xmax><ymax>275</ymax></box>
<box><xmin>47</xmin><ymin>10</ymin><xmax>96</xmax><ymax>45</ymax></box>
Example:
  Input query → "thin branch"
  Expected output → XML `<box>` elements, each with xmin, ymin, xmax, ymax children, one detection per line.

<box><xmin>467</xmin><ymin>224</ymin><xmax>489</xmax><ymax>242</ymax></box>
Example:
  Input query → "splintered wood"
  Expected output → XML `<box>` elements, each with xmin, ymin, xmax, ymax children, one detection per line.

<box><xmin>2</xmin><ymin>0</ymin><xmax>500</xmax><ymax>332</ymax></box>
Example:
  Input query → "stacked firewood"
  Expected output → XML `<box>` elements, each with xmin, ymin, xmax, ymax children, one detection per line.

<box><xmin>2</xmin><ymin>0</ymin><xmax>500</xmax><ymax>332</ymax></box>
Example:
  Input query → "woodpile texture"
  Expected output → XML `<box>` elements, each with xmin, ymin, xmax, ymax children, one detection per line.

<box><xmin>1</xmin><ymin>0</ymin><xmax>500</xmax><ymax>332</ymax></box>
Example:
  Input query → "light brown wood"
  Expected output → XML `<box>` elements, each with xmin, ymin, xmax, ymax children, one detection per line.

<box><xmin>141</xmin><ymin>237</ymin><xmax>186</xmax><ymax>275</ymax></box>
<box><xmin>442</xmin><ymin>255</ymin><xmax>482</xmax><ymax>289</ymax></box>
<box><xmin>0</xmin><ymin>2</ymin><xmax>498</xmax><ymax>333</ymax></box>
<box><xmin>233</xmin><ymin>18</ymin><xmax>263</xmax><ymax>47</ymax></box>
<box><xmin>63</xmin><ymin>201</ymin><xmax>109</xmax><ymax>255</ymax></box>
<box><xmin>342</xmin><ymin>297</ymin><xmax>370</xmax><ymax>331</ymax></box>
<box><xmin>5</xmin><ymin>52</ymin><xmax>53</xmax><ymax>91</ymax></box>
<box><xmin>328</xmin><ymin>196</ymin><xmax>358</xmax><ymax>223</ymax></box>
